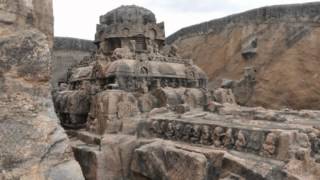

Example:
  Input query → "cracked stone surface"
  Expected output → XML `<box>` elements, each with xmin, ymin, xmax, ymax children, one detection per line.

<box><xmin>0</xmin><ymin>0</ymin><xmax>84</xmax><ymax>179</ymax></box>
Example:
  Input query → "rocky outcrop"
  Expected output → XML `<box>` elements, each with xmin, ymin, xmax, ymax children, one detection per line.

<box><xmin>52</xmin><ymin>37</ymin><xmax>95</xmax><ymax>87</ymax></box>
<box><xmin>0</xmin><ymin>0</ymin><xmax>54</xmax><ymax>47</ymax></box>
<box><xmin>0</xmin><ymin>28</ymin><xmax>84</xmax><ymax>180</ymax></box>
<box><xmin>0</xmin><ymin>0</ymin><xmax>84</xmax><ymax>179</ymax></box>
<box><xmin>167</xmin><ymin>2</ymin><xmax>320</xmax><ymax>110</ymax></box>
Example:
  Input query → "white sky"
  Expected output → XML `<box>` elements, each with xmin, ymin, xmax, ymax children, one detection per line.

<box><xmin>53</xmin><ymin>0</ymin><xmax>317</xmax><ymax>40</ymax></box>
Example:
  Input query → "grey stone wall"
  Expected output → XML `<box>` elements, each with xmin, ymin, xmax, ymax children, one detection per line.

<box><xmin>54</xmin><ymin>37</ymin><xmax>96</xmax><ymax>52</ymax></box>
<box><xmin>52</xmin><ymin>37</ymin><xmax>96</xmax><ymax>87</ymax></box>
<box><xmin>166</xmin><ymin>2</ymin><xmax>320</xmax><ymax>44</ymax></box>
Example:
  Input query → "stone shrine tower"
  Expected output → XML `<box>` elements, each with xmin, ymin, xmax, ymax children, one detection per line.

<box><xmin>95</xmin><ymin>5</ymin><xmax>165</xmax><ymax>54</ymax></box>
<box><xmin>53</xmin><ymin>5</ymin><xmax>208</xmax><ymax>134</ymax></box>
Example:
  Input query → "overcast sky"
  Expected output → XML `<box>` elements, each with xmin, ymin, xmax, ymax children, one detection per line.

<box><xmin>53</xmin><ymin>0</ymin><xmax>316</xmax><ymax>40</ymax></box>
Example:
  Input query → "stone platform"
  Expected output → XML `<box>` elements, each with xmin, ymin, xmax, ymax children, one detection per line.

<box><xmin>69</xmin><ymin>104</ymin><xmax>320</xmax><ymax>180</ymax></box>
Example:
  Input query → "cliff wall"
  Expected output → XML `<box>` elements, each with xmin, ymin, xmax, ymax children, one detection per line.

<box><xmin>167</xmin><ymin>2</ymin><xmax>320</xmax><ymax>109</ymax></box>
<box><xmin>52</xmin><ymin>37</ymin><xmax>96</xmax><ymax>87</ymax></box>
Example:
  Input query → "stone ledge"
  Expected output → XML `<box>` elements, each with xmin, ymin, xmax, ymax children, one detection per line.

<box><xmin>54</xmin><ymin>37</ymin><xmax>96</xmax><ymax>52</ymax></box>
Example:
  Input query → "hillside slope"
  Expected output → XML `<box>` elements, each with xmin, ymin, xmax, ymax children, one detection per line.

<box><xmin>167</xmin><ymin>2</ymin><xmax>320</xmax><ymax>110</ymax></box>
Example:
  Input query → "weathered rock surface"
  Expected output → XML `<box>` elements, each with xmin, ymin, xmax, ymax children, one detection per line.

<box><xmin>131</xmin><ymin>141</ymin><xmax>222</xmax><ymax>180</ymax></box>
<box><xmin>0</xmin><ymin>0</ymin><xmax>54</xmax><ymax>47</ymax></box>
<box><xmin>72</xmin><ymin>134</ymin><xmax>140</xmax><ymax>180</ymax></box>
<box><xmin>72</xmin><ymin>134</ymin><xmax>224</xmax><ymax>180</ymax></box>
<box><xmin>0</xmin><ymin>28</ymin><xmax>84</xmax><ymax>180</ymax></box>
<box><xmin>52</xmin><ymin>37</ymin><xmax>96</xmax><ymax>87</ymax></box>
<box><xmin>167</xmin><ymin>2</ymin><xmax>320</xmax><ymax>110</ymax></box>
<box><xmin>0</xmin><ymin>0</ymin><xmax>84</xmax><ymax>179</ymax></box>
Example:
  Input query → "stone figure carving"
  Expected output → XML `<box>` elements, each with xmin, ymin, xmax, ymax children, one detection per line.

<box><xmin>155</xmin><ymin>79</ymin><xmax>161</xmax><ymax>89</ymax></box>
<box><xmin>261</xmin><ymin>132</ymin><xmax>277</xmax><ymax>157</ymax></box>
<box><xmin>213</xmin><ymin>126</ymin><xmax>225</xmax><ymax>147</ymax></box>
<box><xmin>160</xmin><ymin>121</ymin><xmax>167</xmax><ymax>135</ymax></box>
<box><xmin>235</xmin><ymin>130</ymin><xmax>247</xmax><ymax>151</ymax></box>
<box><xmin>81</xmin><ymin>80</ymin><xmax>91</xmax><ymax>92</ymax></box>
<box><xmin>182</xmin><ymin>124</ymin><xmax>193</xmax><ymax>141</ymax></box>
<box><xmin>223</xmin><ymin>128</ymin><xmax>234</xmax><ymax>148</ymax></box>
<box><xmin>296</xmin><ymin>133</ymin><xmax>310</xmax><ymax>148</ymax></box>
<box><xmin>91</xmin><ymin>82</ymin><xmax>101</xmax><ymax>95</ymax></box>
<box><xmin>165</xmin><ymin>122</ymin><xmax>175</xmax><ymax>138</ymax></box>
<box><xmin>161</xmin><ymin>79</ymin><xmax>168</xmax><ymax>88</ymax></box>
<box><xmin>174</xmin><ymin>123</ymin><xmax>184</xmax><ymax>140</ymax></box>
<box><xmin>151</xmin><ymin>120</ymin><xmax>161</xmax><ymax>135</ymax></box>
<box><xmin>309</xmin><ymin>132</ymin><xmax>320</xmax><ymax>155</ymax></box>
<box><xmin>190</xmin><ymin>125</ymin><xmax>201</xmax><ymax>143</ymax></box>
<box><xmin>200</xmin><ymin>125</ymin><xmax>212</xmax><ymax>145</ymax></box>
<box><xmin>127</xmin><ymin>77</ymin><xmax>134</xmax><ymax>91</ymax></box>
<box><xmin>139</xmin><ymin>79</ymin><xmax>149</xmax><ymax>93</ymax></box>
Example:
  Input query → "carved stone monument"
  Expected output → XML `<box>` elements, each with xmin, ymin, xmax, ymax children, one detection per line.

<box><xmin>53</xmin><ymin>5</ymin><xmax>320</xmax><ymax>180</ymax></box>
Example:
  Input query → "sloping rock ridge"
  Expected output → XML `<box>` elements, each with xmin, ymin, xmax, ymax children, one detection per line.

<box><xmin>167</xmin><ymin>2</ymin><xmax>320</xmax><ymax>110</ymax></box>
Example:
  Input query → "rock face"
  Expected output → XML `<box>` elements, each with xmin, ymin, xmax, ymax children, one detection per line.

<box><xmin>167</xmin><ymin>2</ymin><xmax>320</xmax><ymax>110</ymax></box>
<box><xmin>131</xmin><ymin>141</ymin><xmax>222</xmax><ymax>180</ymax></box>
<box><xmin>0</xmin><ymin>0</ymin><xmax>84</xmax><ymax>179</ymax></box>
<box><xmin>0</xmin><ymin>0</ymin><xmax>54</xmax><ymax>47</ymax></box>
<box><xmin>52</xmin><ymin>37</ymin><xmax>96</xmax><ymax>88</ymax></box>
